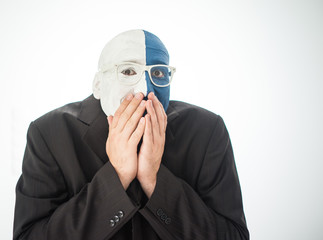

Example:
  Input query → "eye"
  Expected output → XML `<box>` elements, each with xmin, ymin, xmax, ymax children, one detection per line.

<box><xmin>121</xmin><ymin>68</ymin><xmax>137</xmax><ymax>76</ymax></box>
<box><xmin>152</xmin><ymin>69</ymin><xmax>165</xmax><ymax>78</ymax></box>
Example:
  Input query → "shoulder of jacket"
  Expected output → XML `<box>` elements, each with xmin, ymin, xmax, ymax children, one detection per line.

<box><xmin>32</xmin><ymin>99</ymin><xmax>83</xmax><ymax>128</ymax></box>
<box><xmin>168</xmin><ymin>100</ymin><xmax>220</xmax><ymax>122</ymax></box>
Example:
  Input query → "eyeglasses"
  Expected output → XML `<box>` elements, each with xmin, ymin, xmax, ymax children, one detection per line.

<box><xmin>100</xmin><ymin>62</ymin><xmax>176</xmax><ymax>87</ymax></box>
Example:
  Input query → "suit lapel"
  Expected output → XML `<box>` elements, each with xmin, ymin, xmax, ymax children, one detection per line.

<box><xmin>83</xmin><ymin>114</ymin><xmax>109</xmax><ymax>164</ymax></box>
<box><xmin>78</xmin><ymin>95</ymin><xmax>109</xmax><ymax>164</ymax></box>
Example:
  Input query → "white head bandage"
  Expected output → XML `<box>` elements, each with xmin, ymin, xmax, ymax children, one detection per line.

<box><xmin>92</xmin><ymin>30</ymin><xmax>147</xmax><ymax>116</ymax></box>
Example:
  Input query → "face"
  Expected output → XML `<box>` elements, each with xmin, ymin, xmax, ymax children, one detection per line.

<box><xmin>93</xmin><ymin>30</ymin><xmax>170</xmax><ymax>116</ymax></box>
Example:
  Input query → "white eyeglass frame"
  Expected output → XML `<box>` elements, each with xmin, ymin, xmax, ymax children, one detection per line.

<box><xmin>100</xmin><ymin>62</ymin><xmax>176</xmax><ymax>87</ymax></box>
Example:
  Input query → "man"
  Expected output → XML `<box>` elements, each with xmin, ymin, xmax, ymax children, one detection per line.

<box><xmin>13</xmin><ymin>30</ymin><xmax>249</xmax><ymax>239</ymax></box>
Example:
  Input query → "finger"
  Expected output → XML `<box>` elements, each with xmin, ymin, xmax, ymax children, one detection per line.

<box><xmin>148</xmin><ymin>93</ymin><xmax>164</xmax><ymax>134</ymax></box>
<box><xmin>117</xmin><ymin>92</ymin><xmax>144</xmax><ymax>132</ymax></box>
<box><xmin>123</xmin><ymin>100</ymin><xmax>146</xmax><ymax>138</ymax></box>
<box><xmin>144</xmin><ymin>114</ymin><xmax>153</xmax><ymax>144</ymax></box>
<box><xmin>149</xmin><ymin>93</ymin><xmax>167</xmax><ymax>132</ymax></box>
<box><xmin>146</xmin><ymin>99</ymin><xmax>159</xmax><ymax>137</ymax></box>
<box><xmin>153</xmin><ymin>95</ymin><xmax>166</xmax><ymax>133</ymax></box>
<box><xmin>107</xmin><ymin>116</ymin><xmax>113</xmax><ymax>127</ymax></box>
<box><xmin>158</xmin><ymin>100</ymin><xmax>167</xmax><ymax>131</ymax></box>
<box><xmin>112</xmin><ymin>93</ymin><xmax>133</xmax><ymax>128</ymax></box>
<box><xmin>129</xmin><ymin>117</ymin><xmax>145</xmax><ymax>145</ymax></box>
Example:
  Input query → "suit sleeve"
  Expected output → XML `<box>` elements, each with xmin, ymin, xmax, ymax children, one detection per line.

<box><xmin>13</xmin><ymin>122</ymin><xmax>138</xmax><ymax>240</ymax></box>
<box><xmin>139</xmin><ymin>116</ymin><xmax>249</xmax><ymax>240</ymax></box>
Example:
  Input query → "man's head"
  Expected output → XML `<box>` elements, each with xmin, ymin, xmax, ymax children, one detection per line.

<box><xmin>93</xmin><ymin>29</ymin><xmax>174</xmax><ymax>116</ymax></box>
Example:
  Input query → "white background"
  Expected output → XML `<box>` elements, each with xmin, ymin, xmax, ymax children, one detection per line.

<box><xmin>1</xmin><ymin>0</ymin><xmax>323</xmax><ymax>239</ymax></box>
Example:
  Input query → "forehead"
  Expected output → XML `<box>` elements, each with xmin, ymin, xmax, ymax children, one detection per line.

<box><xmin>99</xmin><ymin>30</ymin><xmax>169</xmax><ymax>69</ymax></box>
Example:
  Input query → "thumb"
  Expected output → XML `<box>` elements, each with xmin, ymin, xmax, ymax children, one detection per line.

<box><xmin>107</xmin><ymin>115</ymin><xmax>114</xmax><ymax>127</ymax></box>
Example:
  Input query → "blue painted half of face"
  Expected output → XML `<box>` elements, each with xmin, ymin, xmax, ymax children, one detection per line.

<box><xmin>143</xmin><ymin>30</ymin><xmax>170</xmax><ymax>111</ymax></box>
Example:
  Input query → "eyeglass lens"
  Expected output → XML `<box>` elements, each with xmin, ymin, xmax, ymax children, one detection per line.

<box><xmin>117</xmin><ymin>64</ymin><xmax>172</xmax><ymax>86</ymax></box>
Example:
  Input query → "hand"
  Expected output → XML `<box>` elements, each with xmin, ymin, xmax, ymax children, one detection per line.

<box><xmin>106</xmin><ymin>93</ymin><xmax>146</xmax><ymax>190</ymax></box>
<box><xmin>137</xmin><ymin>92</ymin><xmax>167</xmax><ymax>198</ymax></box>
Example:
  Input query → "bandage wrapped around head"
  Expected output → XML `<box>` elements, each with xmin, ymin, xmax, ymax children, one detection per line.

<box><xmin>93</xmin><ymin>29</ymin><xmax>173</xmax><ymax>116</ymax></box>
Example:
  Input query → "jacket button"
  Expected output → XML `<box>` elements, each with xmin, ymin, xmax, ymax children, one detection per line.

<box><xmin>157</xmin><ymin>209</ymin><xmax>163</xmax><ymax>216</ymax></box>
<box><xmin>109</xmin><ymin>219</ymin><xmax>115</xmax><ymax>227</ymax></box>
<box><xmin>113</xmin><ymin>215</ymin><xmax>120</xmax><ymax>223</ymax></box>
<box><xmin>165</xmin><ymin>217</ymin><xmax>172</xmax><ymax>225</ymax></box>
<box><xmin>161</xmin><ymin>213</ymin><xmax>167</xmax><ymax>221</ymax></box>
<box><xmin>117</xmin><ymin>210</ymin><xmax>124</xmax><ymax>218</ymax></box>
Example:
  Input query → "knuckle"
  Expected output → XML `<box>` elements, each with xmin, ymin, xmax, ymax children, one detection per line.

<box><xmin>132</xmin><ymin>132</ymin><xmax>139</xmax><ymax>139</ymax></box>
<box><xmin>131</xmin><ymin>96</ymin><xmax>141</xmax><ymax>105</ymax></box>
<box><xmin>109</xmin><ymin>131</ymin><xmax>122</xmax><ymax>140</ymax></box>
<box><xmin>114</xmin><ymin>110</ymin><xmax>122</xmax><ymax>118</ymax></box>
<box><xmin>122</xmin><ymin>96</ymin><xmax>132</xmax><ymax>104</ymax></box>
<box><xmin>134</xmin><ymin>107</ymin><xmax>143</xmax><ymax>116</ymax></box>
<box><xmin>122</xmin><ymin>111</ymin><xmax>131</xmax><ymax>120</ymax></box>
<box><xmin>126</xmin><ymin>118</ymin><xmax>136</xmax><ymax>128</ymax></box>
<box><xmin>131</xmin><ymin>132</ymin><xmax>141</xmax><ymax>141</ymax></box>
<box><xmin>108</xmin><ymin>131</ymin><xmax>115</xmax><ymax>138</ymax></box>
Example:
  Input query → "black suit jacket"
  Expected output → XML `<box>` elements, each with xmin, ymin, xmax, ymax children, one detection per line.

<box><xmin>13</xmin><ymin>95</ymin><xmax>249</xmax><ymax>240</ymax></box>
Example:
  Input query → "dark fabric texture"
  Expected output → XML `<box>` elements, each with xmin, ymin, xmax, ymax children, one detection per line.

<box><xmin>13</xmin><ymin>95</ymin><xmax>249</xmax><ymax>240</ymax></box>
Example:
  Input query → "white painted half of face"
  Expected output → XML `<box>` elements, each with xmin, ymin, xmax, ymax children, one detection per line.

<box><xmin>92</xmin><ymin>29</ymin><xmax>147</xmax><ymax>116</ymax></box>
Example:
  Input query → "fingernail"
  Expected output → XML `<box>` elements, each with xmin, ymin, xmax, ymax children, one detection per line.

<box><xmin>126</xmin><ymin>94</ymin><xmax>133</xmax><ymax>100</ymax></box>
<box><xmin>140</xmin><ymin>117</ymin><xmax>145</xmax><ymax>123</ymax></box>
<box><xmin>140</xmin><ymin>100</ymin><xmax>145</xmax><ymax>106</ymax></box>
<box><xmin>136</xmin><ymin>93</ymin><xmax>143</xmax><ymax>99</ymax></box>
